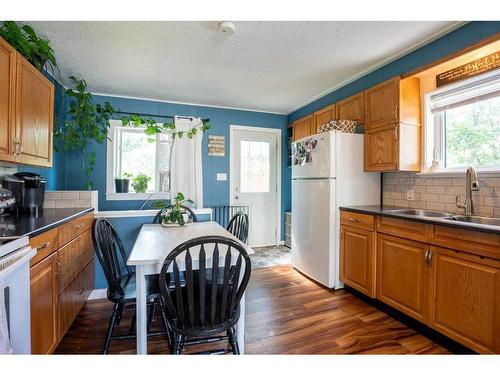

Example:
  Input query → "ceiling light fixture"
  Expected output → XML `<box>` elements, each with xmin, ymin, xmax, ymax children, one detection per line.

<box><xmin>218</xmin><ymin>21</ymin><xmax>235</xmax><ymax>34</ymax></box>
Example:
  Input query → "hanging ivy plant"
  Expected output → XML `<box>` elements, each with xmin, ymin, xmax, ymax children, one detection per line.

<box><xmin>120</xmin><ymin>114</ymin><xmax>210</xmax><ymax>141</ymax></box>
<box><xmin>0</xmin><ymin>21</ymin><xmax>58</xmax><ymax>73</ymax></box>
<box><xmin>54</xmin><ymin>76</ymin><xmax>115</xmax><ymax>190</ymax></box>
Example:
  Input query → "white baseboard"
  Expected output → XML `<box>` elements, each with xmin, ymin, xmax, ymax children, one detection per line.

<box><xmin>88</xmin><ymin>288</ymin><xmax>108</xmax><ymax>300</ymax></box>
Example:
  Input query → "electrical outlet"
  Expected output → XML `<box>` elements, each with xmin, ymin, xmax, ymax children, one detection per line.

<box><xmin>406</xmin><ymin>189</ymin><xmax>415</xmax><ymax>201</ymax></box>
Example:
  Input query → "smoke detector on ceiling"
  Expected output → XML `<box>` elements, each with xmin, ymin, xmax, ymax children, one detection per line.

<box><xmin>218</xmin><ymin>21</ymin><xmax>235</xmax><ymax>34</ymax></box>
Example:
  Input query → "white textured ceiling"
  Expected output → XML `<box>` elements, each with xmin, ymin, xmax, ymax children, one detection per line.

<box><xmin>27</xmin><ymin>21</ymin><xmax>460</xmax><ymax>114</ymax></box>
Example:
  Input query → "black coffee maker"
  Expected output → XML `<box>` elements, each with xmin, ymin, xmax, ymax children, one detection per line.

<box><xmin>0</xmin><ymin>172</ymin><xmax>46</xmax><ymax>213</ymax></box>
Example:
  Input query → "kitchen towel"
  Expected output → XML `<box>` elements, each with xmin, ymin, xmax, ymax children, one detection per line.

<box><xmin>0</xmin><ymin>279</ymin><xmax>13</xmax><ymax>354</ymax></box>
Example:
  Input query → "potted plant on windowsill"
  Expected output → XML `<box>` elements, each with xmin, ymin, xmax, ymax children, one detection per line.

<box><xmin>114</xmin><ymin>172</ymin><xmax>132</xmax><ymax>193</ymax></box>
<box><xmin>131</xmin><ymin>173</ymin><xmax>151</xmax><ymax>193</ymax></box>
<box><xmin>161</xmin><ymin>192</ymin><xmax>194</xmax><ymax>227</ymax></box>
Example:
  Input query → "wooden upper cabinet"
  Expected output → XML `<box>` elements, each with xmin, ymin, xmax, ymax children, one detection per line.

<box><xmin>0</xmin><ymin>37</ymin><xmax>16</xmax><ymax>162</ymax></box>
<box><xmin>336</xmin><ymin>92</ymin><xmax>365</xmax><ymax>124</ymax></box>
<box><xmin>365</xmin><ymin>77</ymin><xmax>401</xmax><ymax>129</ymax></box>
<box><xmin>429</xmin><ymin>247</ymin><xmax>500</xmax><ymax>353</ymax></box>
<box><xmin>312</xmin><ymin>104</ymin><xmax>336</xmax><ymax>134</ymax></box>
<box><xmin>292</xmin><ymin>114</ymin><xmax>313</xmax><ymax>141</ymax></box>
<box><xmin>340</xmin><ymin>225</ymin><xmax>376</xmax><ymax>297</ymax></box>
<box><xmin>364</xmin><ymin>76</ymin><xmax>421</xmax><ymax>172</ymax></box>
<box><xmin>15</xmin><ymin>55</ymin><xmax>54</xmax><ymax>167</ymax></box>
<box><xmin>364</xmin><ymin>124</ymin><xmax>400</xmax><ymax>171</ymax></box>
<box><xmin>30</xmin><ymin>251</ymin><xmax>59</xmax><ymax>354</ymax></box>
<box><xmin>377</xmin><ymin>234</ymin><xmax>429</xmax><ymax>322</ymax></box>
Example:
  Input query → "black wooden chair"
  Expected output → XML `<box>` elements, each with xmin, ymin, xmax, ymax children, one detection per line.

<box><xmin>159</xmin><ymin>235</ymin><xmax>252</xmax><ymax>354</ymax></box>
<box><xmin>226</xmin><ymin>211</ymin><xmax>249</xmax><ymax>244</ymax></box>
<box><xmin>92</xmin><ymin>218</ymin><xmax>171</xmax><ymax>354</ymax></box>
<box><xmin>153</xmin><ymin>205</ymin><xmax>198</xmax><ymax>224</ymax></box>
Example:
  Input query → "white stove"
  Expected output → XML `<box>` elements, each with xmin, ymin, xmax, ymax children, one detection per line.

<box><xmin>0</xmin><ymin>235</ymin><xmax>35</xmax><ymax>354</ymax></box>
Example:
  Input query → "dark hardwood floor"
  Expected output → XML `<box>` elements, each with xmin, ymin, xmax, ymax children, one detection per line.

<box><xmin>55</xmin><ymin>265</ymin><xmax>448</xmax><ymax>354</ymax></box>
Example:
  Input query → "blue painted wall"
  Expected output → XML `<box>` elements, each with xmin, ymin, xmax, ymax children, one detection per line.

<box><xmin>289</xmin><ymin>21</ymin><xmax>500</xmax><ymax>122</ymax></box>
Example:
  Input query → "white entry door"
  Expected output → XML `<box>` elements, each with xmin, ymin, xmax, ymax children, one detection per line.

<box><xmin>230</xmin><ymin>127</ymin><xmax>279</xmax><ymax>247</ymax></box>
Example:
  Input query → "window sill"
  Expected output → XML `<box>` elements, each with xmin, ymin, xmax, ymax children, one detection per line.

<box><xmin>106</xmin><ymin>192</ymin><xmax>171</xmax><ymax>201</ymax></box>
<box><xmin>417</xmin><ymin>169</ymin><xmax>500</xmax><ymax>178</ymax></box>
<box><xmin>94</xmin><ymin>208</ymin><xmax>213</xmax><ymax>218</ymax></box>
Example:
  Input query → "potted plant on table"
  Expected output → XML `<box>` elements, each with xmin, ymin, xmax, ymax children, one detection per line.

<box><xmin>131</xmin><ymin>173</ymin><xmax>151</xmax><ymax>193</ymax></box>
<box><xmin>161</xmin><ymin>192</ymin><xmax>194</xmax><ymax>227</ymax></box>
<box><xmin>114</xmin><ymin>172</ymin><xmax>132</xmax><ymax>193</ymax></box>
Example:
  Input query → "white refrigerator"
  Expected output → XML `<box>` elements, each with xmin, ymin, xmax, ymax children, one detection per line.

<box><xmin>291</xmin><ymin>131</ymin><xmax>380</xmax><ymax>288</ymax></box>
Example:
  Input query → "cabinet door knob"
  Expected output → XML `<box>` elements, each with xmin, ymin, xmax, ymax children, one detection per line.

<box><xmin>348</xmin><ymin>218</ymin><xmax>361</xmax><ymax>223</ymax></box>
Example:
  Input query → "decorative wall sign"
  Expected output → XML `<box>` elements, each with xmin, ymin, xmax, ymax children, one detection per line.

<box><xmin>436</xmin><ymin>50</ymin><xmax>500</xmax><ymax>87</ymax></box>
<box><xmin>208</xmin><ymin>135</ymin><xmax>225</xmax><ymax>157</ymax></box>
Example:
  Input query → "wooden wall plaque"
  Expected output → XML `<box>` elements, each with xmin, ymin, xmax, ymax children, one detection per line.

<box><xmin>436</xmin><ymin>50</ymin><xmax>500</xmax><ymax>87</ymax></box>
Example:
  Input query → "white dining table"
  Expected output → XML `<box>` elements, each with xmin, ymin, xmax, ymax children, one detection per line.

<box><xmin>127</xmin><ymin>221</ymin><xmax>254</xmax><ymax>355</ymax></box>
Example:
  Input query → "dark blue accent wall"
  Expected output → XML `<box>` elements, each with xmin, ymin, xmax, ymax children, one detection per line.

<box><xmin>288</xmin><ymin>21</ymin><xmax>500</xmax><ymax>122</ymax></box>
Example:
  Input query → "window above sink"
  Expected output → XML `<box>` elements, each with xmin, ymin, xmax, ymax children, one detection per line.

<box><xmin>423</xmin><ymin>69</ymin><xmax>500</xmax><ymax>175</ymax></box>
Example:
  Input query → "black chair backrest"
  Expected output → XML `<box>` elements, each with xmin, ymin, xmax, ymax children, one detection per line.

<box><xmin>153</xmin><ymin>205</ymin><xmax>198</xmax><ymax>224</ymax></box>
<box><xmin>92</xmin><ymin>218</ymin><xmax>133</xmax><ymax>299</ymax></box>
<box><xmin>159</xmin><ymin>236</ymin><xmax>251</xmax><ymax>331</ymax></box>
<box><xmin>226</xmin><ymin>211</ymin><xmax>249</xmax><ymax>244</ymax></box>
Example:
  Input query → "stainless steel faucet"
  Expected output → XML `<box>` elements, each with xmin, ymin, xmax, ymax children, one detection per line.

<box><xmin>456</xmin><ymin>166</ymin><xmax>479</xmax><ymax>215</ymax></box>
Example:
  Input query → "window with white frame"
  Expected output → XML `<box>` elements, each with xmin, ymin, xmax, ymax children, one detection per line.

<box><xmin>107</xmin><ymin>120</ymin><xmax>173</xmax><ymax>198</ymax></box>
<box><xmin>426</xmin><ymin>70</ymin><xmax>500</xmax><ymax>172</ymax></box>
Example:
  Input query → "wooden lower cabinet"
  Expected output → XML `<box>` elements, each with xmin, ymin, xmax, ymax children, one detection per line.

<box><xmin>29</xmin><ymin>217</ymin><xmax>95</xmax><ymax>354</ymax></box>
<box><xmin>30</xmin><ymin>252</ymin><xmax>59</xmax><ymax>354</ymax></box>
<box><xmin>340</xmin><ymin>225</ymin><xmax>375</xmax><ymax>297</ymax></box>
<box><xmin>58</xmin><ymin>230</ymin><xmax>93</xmax><ymax>293</ymax></box>
<box><xmin>376</xmin><ymin>234</ymin><xmax>429</xmax><ymax>322</ymax></box>
<box><xmin>59</xmin><ymin>260</ymin><xmax>94</xmax><ymax>339</ymax></box>
<box><xmin>429</xmin><ymin>247</ymin><xmax>500</xmax><ymax>353</ymax></box>
<box><xmin>340</xmin><ymin>210</ymin><xmax>500</xmax><ymax>353</ymax></box>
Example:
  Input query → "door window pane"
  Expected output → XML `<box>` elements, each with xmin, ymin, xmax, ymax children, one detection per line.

<box><xmin>240</xmin><ymin>140</ymin><xmax>270</xmax><ymax>193</ymax></box>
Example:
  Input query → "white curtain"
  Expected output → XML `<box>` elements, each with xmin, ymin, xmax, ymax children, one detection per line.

<box><xmin>170</xmin><ymin>116</ymin><xmax>204</xmax><ymax>208</ymax></box>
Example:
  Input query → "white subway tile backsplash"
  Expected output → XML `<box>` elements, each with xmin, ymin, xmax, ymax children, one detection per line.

<box><xmin>45</xmin><ymin>192</ymin><xmax>62</xmax><ymax>200</ymax></box>
<box><xmin>383</xmin><ymin>173</ymin><xmax>500</xmax><ymax>217</ymax></box>
<box><xmin>44</xmin><ymin>190</ymin><xmax>98</xmax><ymax>210</ymax></box>
<box><xmin>426</xmin><ymin>186</ymin><xmax>446</xmax><ymax>194</ymax></box>
<box><xmin>60</xmin><ymin>191</ymin><xmax>80</xmax><ymax>200</ymax></box>
<box><xmin>79</xmin><ymin>191</ymin><xmax>91</xmax><ymax>200</ymax></box>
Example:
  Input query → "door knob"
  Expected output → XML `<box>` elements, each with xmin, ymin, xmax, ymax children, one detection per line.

<box><xmin>234</xmin><ymin>195</ymin><xmax>239</xmax><ymax>200</ymax></box>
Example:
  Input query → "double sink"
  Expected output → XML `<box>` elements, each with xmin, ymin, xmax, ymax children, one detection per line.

<box><xmin>387</xmin><ymin>209</ymin><xmax>500</xmax><ymax>227</ymax></box>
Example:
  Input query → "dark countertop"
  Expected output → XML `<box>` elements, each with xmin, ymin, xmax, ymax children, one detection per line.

<box><xmin>0</xmin><ymin>207</ymin><xmax>94</xmax><ymax>239</ymax></box>
<box><xmin>340</xmin><ymin>205</ymin><xmax>500</xmax><ymax>235</ymax></box>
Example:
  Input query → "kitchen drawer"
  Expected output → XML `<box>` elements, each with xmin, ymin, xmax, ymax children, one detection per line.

<box><xmin>340</xmin><ymin>210</ymin><xmax>375</xmax><ymax>231</ymax></box>
<box><xmin>58</xmin><ymin>259</ymin><xmax>94</xmax><ymax>339</ymax></box>
<box><xmin>430</xmin><ymin>224</ymin><xmax>500</xmax><ymax>260</ymax></box>
<box><xmin>377</xmin><ymin>216</ymin><xmax>430</xmax><ymax>243</ymax></box>
<box><xmin>57</xmin><ymin>230</ymin><xmax>93</xmax><ymax>294</ymax></box>
<box><xmin>285</xmin><ymin>223</ymin><xmax>291</xmax><ymax>235</ymax></box>
<box><xmin>58</xmin><ymin>213</ymin><xmax>94</xmax><ymax>248</ymax></box>
<box><xmin>30</xmin><ymin>227</ymin><xmax>59</xmax><ymax>267</ymax></box>
<box><xmin>285</xmin><ymin>213</ymin><xmax>292</xmax><ymax>224</ymax></box>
